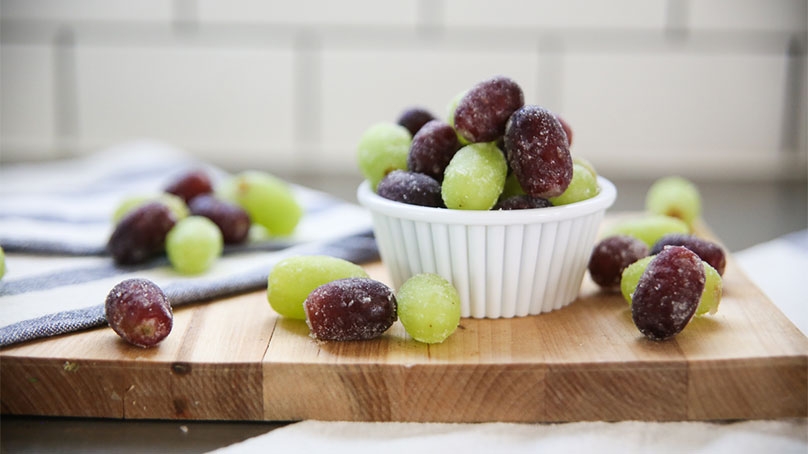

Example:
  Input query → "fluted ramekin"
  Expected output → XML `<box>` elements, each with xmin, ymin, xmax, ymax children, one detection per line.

<box><xmin>357</xmin><ymin>177</ymin><xmax>617</xmax><ymax>318</ymax></box>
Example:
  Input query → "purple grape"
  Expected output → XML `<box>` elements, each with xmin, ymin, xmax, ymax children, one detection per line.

<box><xmin>108</xmin><ymin>202</ymin><xmax>176</xmax><ymax>265</ymax></box>
<box><xmin>164</xmin><ymin>169</ymin><xmax>213</xmax><ymax>203</ymax></box>
<box><xmin>304</xmin><ymin>278</ymin><xmax>397</xmax><ymax>341</ymax></box>
<box><xmin>105</xmin><ymin>278</ymin><xmax>173</xmax><ymax>348</ymax></box>
<box><xmin>407</xmin><ymin>120</ymin><xmax>461</xmax><ymax>182</ymax></box>
<box><xmin>588</xmin><ymin>235</ymin><xmax>649</xmax><ymax>289</ymax></box>
<box><xmin>650</xmin><ymin>234</ymin><xmax>726</xmax><ymax>276</ymax></box>
<box><xmin>189</xmin><ymin>194</ymin><xmax>250</xmax><ymax>244</ymax></box>
<box><xmin>504</xmin><ymin>105</ymin><xmax>573</xmax><ymax>198</ymax></box>
<box><xmin>493</xmin><ymin>195</ymin><xmax>552</xmax><ymax>211</ymax></box>
<box><xmin>377</xmin><ymin>170</ymin><xmax>444</xmax><ymax>208</ymax></box>
<box><xmin>454</xmin><ymin>76</ymin><xmax>524</xmax><ymax>143</ymax></box>
<box><xmin>632</xmin><ymin>246</ymin><xmax>705</xmax><ymax>341</ymax></box>
<box><xmin>397</xmin><ymin>107</ymin><xmax>435</xmax><ymax>137</ymax></box>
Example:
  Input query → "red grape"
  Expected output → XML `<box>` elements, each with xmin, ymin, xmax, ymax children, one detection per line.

<box><xmin>105</xmin><ymin>278</ymin><xmax>173</xmax><ymax>348</ymax></box>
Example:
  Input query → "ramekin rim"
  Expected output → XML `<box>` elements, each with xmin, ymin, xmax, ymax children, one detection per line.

<box><xmin>357</xmin><ymin>175</ymin><xmax>617</xmax><ymax>225</ymax></box>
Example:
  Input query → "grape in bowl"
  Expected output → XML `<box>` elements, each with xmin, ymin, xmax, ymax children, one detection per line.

<box><xmin>357</xmin><ymin>176</ymin><xmax>617</xmax><ymax>318</ymax></box>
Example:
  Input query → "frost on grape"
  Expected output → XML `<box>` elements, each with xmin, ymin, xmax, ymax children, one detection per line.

<box><xmin>304</xmin><ymin>278</ymin><xmax>397</xmax><ymax>342</ymax></box>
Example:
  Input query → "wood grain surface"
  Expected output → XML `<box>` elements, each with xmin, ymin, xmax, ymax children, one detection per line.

<box><xmin>1</xmin><ymin>217</ymin><xmax>806</xmax><ymax>422</ymax></box>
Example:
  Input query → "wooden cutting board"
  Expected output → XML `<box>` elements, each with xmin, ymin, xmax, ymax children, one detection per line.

<box><xmin>1</xmin><ymin>217</ymin><xmax>806</xmax><ymax>422</ymax></box>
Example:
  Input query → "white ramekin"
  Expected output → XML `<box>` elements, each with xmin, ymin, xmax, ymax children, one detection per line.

<box><xmin>357</xmin><ymin>176</ymin><xmax>617</xmax><ymax>318</ymax></box>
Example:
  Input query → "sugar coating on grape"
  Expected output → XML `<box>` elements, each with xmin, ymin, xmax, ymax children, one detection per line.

<box><xmin>646</xmin><ymin>176</ymin><xmax>702</xmax><ymax>227</ymax></box>
<box><xmin>493</xmin><ymin>195</ymin><xmax>552</xmax><ymax>210</ymax></box>
<box><xmin>604</xmin><ymin>214</ymin><xmax>690</xmax><ymax>248</ymax></box>
<box><xmin>588</xmin><ymin>235</ymin><xmax>649</xmax><ymax>290</ymax></box>
<box><xmin>267</xmin><ymin>255</ymin><xmax>369</xmax><ymax>320</ymax></box>
<box><xmin>165</xmin><ymin>216</ymin><xmax>223</xmax><ymax>274</ymax></box>
<box><xmin>504</xmin><ymin>105</ymin><xmax>573</xmax><ymax>199</ymax></box>
<box><xmin>164</xmin><ymin>169</ymin><xmax>213</xmax><ymax>204</ymax></box>
<box><xmin>304</xmin><ymin>278</ymin><xmax>397</xmax><ymax>341</ymax></box>
<box><xmin>108</xmin><ymin>202</ymin><xmax>177</xmax><ymax>265</ymax></box>
<box><xmin>377</xmin><ymin>170</ymin><xmax>444</xmax><ymax>208</ymax></box>
<box><xmin>189</xmin><ymin>194</ymin><xmax>250</xmax><ymax>244</ymax></box>
<box><xmin>454</xmin><ymin>76</ymin><xmax>524</xmax><ymax>143</ymax></box>
<box><xmin>442</xmin><ymin>142</ymin><xmax>507</xmax><ymax>210</ymax></box>
<box><xmin>650</xmin><ymin>233</ymin><xmax>726</xmax><ymax>276</ymax></box>
<box><xmin>396</xmin><ymin>273</ymin><xmax>461</xmax><ymax>344</ymax></box>
<box><xmin>357</xmin><ymin>122</ymin><xmax>412</xmax><ymax>190</ymax></box>
<box><xmin>631</xmin><ymin>246</ymin><xmax>705</xmax><ymax>341</ymax></box>
<box><xmin>105</xmin><ymin>278</ymin><xmax>173</xmax><ymax>348</ymax></box>
<box><xmin>549</xmin><ymin>163</ymin><xmax>600</xmax><ymax>206</ymax></box>
<box><xmin>397</xmin><ymin>107</ymin><xmax>435</xmax><ymax>137</ymax></box>
<box><xmin>407</xmin><ymin>119</ymin><xmax>461</xmax><ymax>182</ymax></box>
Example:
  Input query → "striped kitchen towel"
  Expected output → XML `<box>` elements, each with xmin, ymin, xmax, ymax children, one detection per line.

<box><xmin>0</xmin><ymin>141</ymin><xmax>378</xmax><ymax>347</ymax></box>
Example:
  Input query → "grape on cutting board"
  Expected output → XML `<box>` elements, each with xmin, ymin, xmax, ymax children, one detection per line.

<box><xmin>105</xmin><ymin>278</ymin><xmax>173</xmax><ymax>348</ymax></box>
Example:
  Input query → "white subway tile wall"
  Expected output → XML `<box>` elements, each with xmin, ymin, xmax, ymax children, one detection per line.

<box><xmin>1</xmin><ymin>0</ymin><xmax>806</xmax><ymax>179</ymax></box>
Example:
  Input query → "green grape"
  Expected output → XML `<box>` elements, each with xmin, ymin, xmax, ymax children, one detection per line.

<box><xmin>112</xmin><ymin>193</ymin><xmax>189</xmax><ymax>224</ymax></box>
<box><xmin>166</xmin><ymin>216</ymin><xmax>223</xmax><ymax>274</ymax></box>
<box><xmin>620</xmin><ymin>256</ymin><xmax>721</xmax><ymax>316</ymax></box>
<box><xmin>646</xmin><ymin>176</ymin><xmax>702</xmax><ymax>228</ymax></box>
<box><xmin>356</xmin><ymin>122</ymin><xmax>411</xmax><ymax>191</ymax></box>
<box><xmin>620</xmin><ymin>256</ymin><xmax>654</xmax><ymax>304</ymax></box>
<box><xmin>0</xmin><ymin>246</ymin><xmax>6</xmax><ymax>280</ymax></box>
<box><xmin>267</xmin><ymin>255</ymin><xmax>369</xmax><ymax>320</ymax></box>
<box><xmin>500</xmin><ymin>172</ymin><xmax>526</xmax><ymax>199</ymax></box>
<box><xmin>572</xmin><ymin>155</ymin><xmax>597</xmax><ymax>177</ymax></box>
<box><xmin>442</xmin><ymin>142</ymin><xmax>507</xmax><ymax>210</ymax></box>
<box><xmin>446</xmin><ymin>90</ymin><xmax>470</xmax><ymax>146</ymax></box>
<box><xmin>697</xmin><ymin>262</ymin><xmax>722</xmax><ymax>316</ymax></box>
<box><xmin>548</xmin><ymin>163</ymin><xmax>600</xmax><ymax>206</ymax></box>
<box><xmin>216</xmin><ymin>171</ymin><xmax>302</xmax><ymax>237</ymax></box>
<box><xmin>604</xmin><ymin>214</ymin><xmax>690</xmax><ymax>248</ymax></box>
<box><xmin>397</xmin><ymin>273</ymin><xmax>461</xmax><ymax>344</ymax></box>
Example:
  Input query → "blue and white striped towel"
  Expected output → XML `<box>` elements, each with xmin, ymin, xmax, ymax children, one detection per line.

<box><xmin>0</xmin><ymin>141</ymin><xmax>378</xmax><ymax>347</ymax></box>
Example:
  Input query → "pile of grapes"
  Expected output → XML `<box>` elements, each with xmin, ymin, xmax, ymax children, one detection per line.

<box><xmin>108</xmin><ymin>168</ymin><xmax>302</xmax><ymax>273</ymax></box>
<box><xmin>588</xmin><ymin>177</ymin><xmax>727</xmax><ymax>341</ymax></box>
<box><xmin>104</xmin><ymin>168</ymin><xmax>302</xmax><ymax>347</ymax></box>
<box><xmin>357</xmin><ymin>75</ymin><xmax>599</xmax><ymax>210</ymax></box>
<box><xmin>267</xmin><ymin>256</ymin><xmax>461</xmax><ymax>344</ymax></box>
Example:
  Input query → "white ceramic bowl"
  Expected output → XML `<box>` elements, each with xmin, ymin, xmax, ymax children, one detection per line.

<box><xmin>357</xmin><ymin>176</ymin><xmax>617</xmax><ymax>318</ymax></box>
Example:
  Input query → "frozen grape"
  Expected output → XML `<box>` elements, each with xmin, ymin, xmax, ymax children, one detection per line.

<box><xmin>357</xmin><ymin>122</ymin><xmax>412</xmax><ymax>190</ymax></box>
<box><xmin>108</xmin><ymin>202</ymin><xmax>177</xmax><ymax>265</ymax></box>
<box><xmin>646</xmin><ymin>176</ymin><xmax>702</xmax><ymax>228</ymax></box>
<box><xmin>621</xmin><ymin>254</ymin><xmax>722</xmax><ymax>317</ymax></box>
<box><xmin>548</xmin><ymin>163</ymin><xmax>600</xmax><ymax>206</ymax></box>
<box><xmin>442</xmin><ymin>142</ymin><xmax>507</xmax><ymax>210</ymax></box>
<box><xmin>189</xmin><ymin>194</ymin><xmax>250</xmax><ymax>244</ymax></box>
<box><xmin>304</xmin><ymin>278</ymin><xmax>397</xmax><ymax>341</ymax></box>
<box><xmin>650</xmin><ymin>233</ymin><xmax>726</xmax><ymax>276</ymax></box>
<box><xmin>493</xmin><ymin>195</ymin><xmax>552</xmax><ymax>210</ymax></box>
<box><xmin>105</xmin><ymin>278</ymin><xmax>173</xmax><ymax>348</ymax></box>
<box><xmin>604</xmin><ymin>215</ymin><xmax>690</xmax><ymax>248</ymax></box>
<box><xmin>112</xmin><ymin>193</ymin><xmax>188</xmax><ymax>224</ymax></box>
<box><xmin>377</xmin><ymin>170</ymin><xmax>444</xmax><ymax>208</ymax></box>
<box><xmin>631</xmin><ymin>246</ymin><xmax>705</xmax><ymax>341</ymax></box>
<box><xmin>504</xmin><ymin>105</ymin><xmax>573</xmax><ymax>198</ymax></box>
<box><xmin>588</xmin><ymin>235</ymin><xmax>649</xmax><ymax>290</ymax></box>
<box><xmin>446</xmin><ymin>90</ymin><xmax>470</xmax><ymax>146</ymax></box>
<box><xmin>267</xmin><ymin>255</ymin><xmax>369</xmax><ymax>320</ymax></box>
<box><xmin>620</xmin><ymin>255</ymin><xmax>654</xmax><ymax>304</ymax></box>
<box><xmin>165</xmin><ymin>216</ymin><xmax>223</xmax><ymax>274</ymax></box>
<box><xmin>407</xmin><ymin>119</ymin><xmax>461</xmax><ymax>181</ymax></box>
<box><xmin>396</xmin><ymin>273</ymin><xmax>461</xmax><ymax>344</ymax></box>
<box><xmin>216</xmin><ymin>171</ymin><xmax>302</xmax><ymax>237</ymax></box>
<box><xmin>698</xmin><ymin>262</ymin><xmax>723</xmax><ymax>316</ymax></box>
<box><xmin>397</xmin><ymin>107</ymin><xmax>435</xmax><ymax>137</ymax></box>
<box><xmin>164</xmin><ymin>169</ymin><xmax>213</xmax><ymax>203</ymax></box>
<box><xmin>454</xmin><ymin>76</ymin><xmax>524</xmax><ymax>143</ymax></box>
